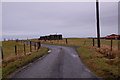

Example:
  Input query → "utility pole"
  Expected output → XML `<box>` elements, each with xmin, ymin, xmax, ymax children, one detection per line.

<box><xmin>96</xmin><ymin>0</ymin><xmax>101</xmax><ymax>48</ymax></box>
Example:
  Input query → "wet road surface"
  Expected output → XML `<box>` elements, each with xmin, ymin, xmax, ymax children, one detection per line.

<box><xmin>10</xmin><ymin>44</ymin><xmax>102</xmax><ymax>79</ymax></box>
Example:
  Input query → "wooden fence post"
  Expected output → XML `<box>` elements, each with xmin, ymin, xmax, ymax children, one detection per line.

<box><xmin>15</xmin><ymin>45</ymin><xmax>17</xmax><ymax>55</ymax></box>
<box><xmin>30</xmin><ymin>41</ymin><xmax>32</xmax><ymax>52</ymax></box>
<box><xmin>24</xmin><ymin>44</ymin><xmax>26</xmax><ymax>56</ymax></box>
<box><xmin>66</xmin><ymin>39</ymin><xmax>68</xmax><ymax>44</ymax></box>
<box><xmin>118</xmin><ymin>40</ymin><xmax>120</xmax><ymax>51</ymax></box>
<box><xmin>93</xmin><ymin>38</ymin><xmax>95</xmax><ymax>46</ymax></box>
<box><xmin>111</xmin><ymin>39</ymin><xmax>113</xmax><ymax>51</ymax></box>
<box><xmin>37</xmin><ymin>42</ymin><xmax>41</xmax><ymax>51</ymax></box>
<box><xmin>1</xmin><ymin>47</ymin><xmax>3</xmax><ymax>59</ymax></box>
<box><xmin>0</xmin><ymin>46</ymin><xmax>4</xmax><ymax>60</ymax></box>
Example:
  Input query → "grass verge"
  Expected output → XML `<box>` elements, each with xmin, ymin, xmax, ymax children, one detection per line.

<box><xmin>2</xmin><ymin>47</ymin><xmax>48</xmax><ymax>79</ymax></box>
<box><xmin>76</xmin><ymin>46</ymin><xmax>120</xmax><ymax>79</ymax></box>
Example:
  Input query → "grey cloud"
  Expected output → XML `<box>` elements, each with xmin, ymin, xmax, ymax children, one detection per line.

<box><xmin>2</xmin><ymin>2</ymin><xmax>118</xmax><ymax>38</ymax></box>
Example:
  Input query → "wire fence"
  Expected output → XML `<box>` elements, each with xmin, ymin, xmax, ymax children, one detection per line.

<box><xmin>41</xmin><ymin>38</ymin><xmax>119</xmax><ymax>58</ymax></box>
<box><xmin>0</xmin><ymin>40</ymin><xmax>41</xmax><ymax>61</ymax></box>
<box><xmin>1</xmin><ymin>38</ymin><xmax>119</xmax><ymax>60</ymax></box>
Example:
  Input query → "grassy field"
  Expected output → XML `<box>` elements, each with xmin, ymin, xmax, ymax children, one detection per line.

<box><xmin>44</xmin><ymin>38</ymin><xmax>118</xmax><ymax>50</ymax></box>
<box><xmin>40</xmin><ymin>38</ymin><xmax>119</xmax><ymax>57</ymax></box>
<box><xmin>2</xmin><ymin>41</ymin><xmax>34</xmax><ymax>59</ymax></box>
<box><xmin>38</xmin><ymin>38</ymin><xmax>120</xmax><ymax>79</ymax></box>
<box><xmin>77</xmin><ymin>46</ymin><xmax>119</xmax><ymax>78</ymax></box>
<box><xmin>1</xmin><ymin>40</ymin><xmax>48</xmax><ymax>78</ymax></box>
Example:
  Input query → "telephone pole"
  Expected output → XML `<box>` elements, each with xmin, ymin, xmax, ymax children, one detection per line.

<box><xmin>96</xmin><ymin>0</ymin><xmax>101</xmax><ymax>48</ymax></box>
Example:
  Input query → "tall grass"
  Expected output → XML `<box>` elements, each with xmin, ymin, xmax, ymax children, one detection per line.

<box><xmin>2</xmin><ymin>47</ymin><xmax>48</xmax><ymax>78</ymax></box>
<box><xmin>77</xmin><ymin>46</ymin><xmax>119</xmax><ymax>78</ymax></box>
<box><xmin>1</xmin><ymin>40</ymin><xmax>48</xmax><ymax>78</ymax></box>
<box><xmin>40</xmin><ymin>38</ymin><xmax>119</xmax><ymax>51</ymax></box>
<box><xmin>2</xmin><ymin>41</ymin><xmax>34</xmax><ymax>60</ymax></box>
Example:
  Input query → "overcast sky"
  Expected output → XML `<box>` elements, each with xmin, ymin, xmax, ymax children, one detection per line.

<box><xmin>2</xmin><ymin>2</ymin><xmax>118</xmax><ymax>39</ymax></box>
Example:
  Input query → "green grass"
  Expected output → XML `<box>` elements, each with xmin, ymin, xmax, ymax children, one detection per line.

<box><xmin>39</xmin><ymin>38</ymin><xmax>118</xmax><ymax>49</ymax></box>
<box><xmin>42</xmin><ymin>38</ymin><xmax>119</xmax><ymax>57</ymax></box>
<box><xmin>2</xmin><ymin>47</ymin><xmax>48</xmax><ymax>78</ymax></box>
<box><xmin>77</xmin><ymin>46</ymin><xmax>119</xmax><ymax>78</ymax></box>
<box><xmin>2</xmin><ymin>41</ymin><xmax>34</xmax><ymax>59</ymax></box>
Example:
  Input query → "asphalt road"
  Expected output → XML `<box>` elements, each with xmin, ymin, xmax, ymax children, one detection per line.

<box><xmin>9</xmin><ymin>44</ymin><xmax>102</xmax><ymax>79</ymax></box>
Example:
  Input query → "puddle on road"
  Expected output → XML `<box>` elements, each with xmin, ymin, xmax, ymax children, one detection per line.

<box><xmin>71</xmin><ymin>53</ymin><xmax>78</xmax><ymax>58</ymax></box>
<box><xmin>48</xmin><ymin>50</ymin><xmax>51</xmax><ymax>53</ymax></box>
